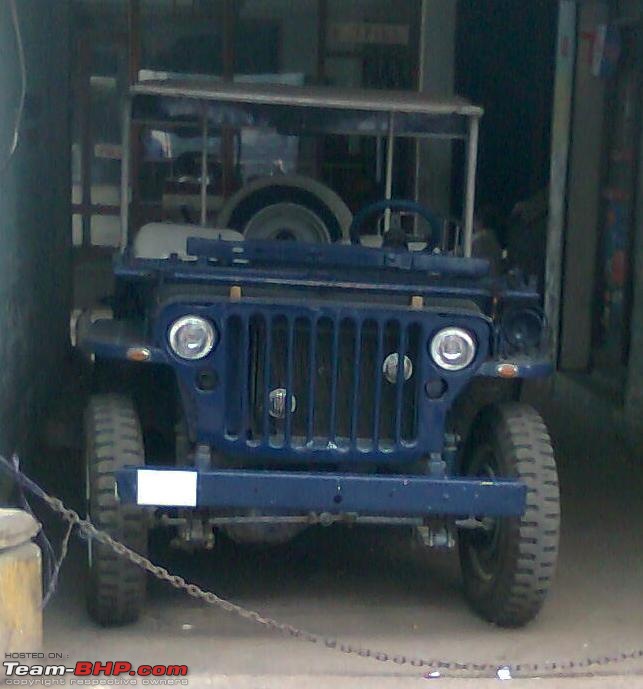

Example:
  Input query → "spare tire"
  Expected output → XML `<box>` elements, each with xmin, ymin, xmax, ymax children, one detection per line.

<box><xmin>243</xmin><ymin>202</ymin><xmax>331</xmax><ymax>243</ymax></box>
<box><xmin>217</xmin><ymin>175</ymin><xmax>352</xmax><ymax>243</ymax></box>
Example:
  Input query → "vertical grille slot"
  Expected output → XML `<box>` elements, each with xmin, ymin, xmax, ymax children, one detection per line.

<box><xmin>394</xmin><ymin>323</ymin><xmax>408</xmax><ymax>443</ymax></box>
<box><xmin>349</xmin><ymin>320</ymin><xmax>362</xmax><ymax>444</ymax></box>
<box><xmin>312</xmin><ymin>317</ymin><xmax>334</xmax><ymax>441</ymax></box>
<box><xmin>402</xmin><ymin>323</ymin><xmax>421</xmax><ymax>442</ymax></box>
<box><xmin>372</xmin><ymin>320</ymin><xmax>385</xmax><ymax>447</ymax></box>
<box><xmin>335</xmin><ymin>318</ymin><xmax>357</xmax><ymax>445</ymax></box>
<box><xmin>356</xmin><ymin>319</ymin><xmax>379</xmax><ymax>448</ymax></box>
<box><xmin>305</xmin><ymin>318</ymin><xmax>317</xmax><ymax>444</ymax></box>
<box><xmin>284</xmin><ymin>318</ymin><xmax>295</xmax><ymax>445</ymax></box>
<box><xmin>328</xmin><ymin>320</ymin><xmax>341</xmax><ymax>442</ymax></box>
<box><xmin>247</xmin><ymin>314</ymin><xmax>267</xmax><ymax>441</ymax></box>
<box><xmin>270</xmin><ymin>315</ymin><xmax>288</xmax><ymax>446</ymax></box>
<box><xmin>290</xmin><ymin>317</ymin><xmax>312</xmax><ymax>448</ymax></box>
<box><xmin>224</xmin><ymin>314</ymin><xmax>249</xmax><ymax>439</ymax></box>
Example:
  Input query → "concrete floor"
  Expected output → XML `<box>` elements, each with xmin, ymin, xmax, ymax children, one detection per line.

<box><xmin>40</xmin><ymin>377</ymin><xmax>643</xmax><ymax>687</ymax></box>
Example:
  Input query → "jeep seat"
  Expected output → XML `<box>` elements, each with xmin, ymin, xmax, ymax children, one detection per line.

<box><xmin>133</xmin><ymin>223</ymin><xmax>244</xmax><ymax>260</ymax></box>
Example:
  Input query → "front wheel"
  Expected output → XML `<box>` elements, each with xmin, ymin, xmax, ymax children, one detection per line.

<box><xmin>458</xmin><ymin>402</ymin><xmax>560</xmax><ymax>627</ymax></box>
<box><xmin>85</xmin><ymin>394</ymin><xmax>148</xmax><ymax>626</ymax></box>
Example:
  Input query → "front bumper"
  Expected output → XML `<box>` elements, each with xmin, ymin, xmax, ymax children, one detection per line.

<box><xmin>115</xmin><ymin>467</ymin><xmax>526</xmax><ymax>517</ymax></box>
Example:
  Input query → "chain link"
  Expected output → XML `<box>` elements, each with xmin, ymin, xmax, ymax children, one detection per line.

<box><xmin>2</xmin><ymin>455</ymin><xmax>642</xmax><ymax>679</ymax></box>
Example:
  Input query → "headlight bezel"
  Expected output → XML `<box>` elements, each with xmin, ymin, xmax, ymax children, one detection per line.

<box><xmin>168</xmin><ymin>315</ymin><xmax>217</xmax><ymax>361</ymax></box>
<box><xmin>499</xmin><ymin>307</ymin><xmax>546</xmax><ymax>355</ymax></box>
<box><xmin>430</xmin><ymin>327</ymin><xmax>477</xmax><ymax>371</ymax></box>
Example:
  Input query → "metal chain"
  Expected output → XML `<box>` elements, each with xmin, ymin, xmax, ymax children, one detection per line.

<box><xmin>42</xmin><ymin>518</ymin><xmax>73</xmax><ymax>608</ymax></box>
<box><xmin>2</xmin><ymin>455</ymin><xmax>643</xmax><ymax>680</ymax></box>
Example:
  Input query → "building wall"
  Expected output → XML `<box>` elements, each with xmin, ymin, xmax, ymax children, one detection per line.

<box><xmin>624</xmin><ymin>53</ymin><xmax>643</xmax><ymax>451</ymax></box>
<box><xmin>559</xmin><ymin>1</ymin><xmax>610</xmax><ymax>371</ymax></box>
<box><xmin>556</xmin><ymin>0</ymin><xmax>642</xmax><ymax>449</ymax></box>
<box><xmin>240</xmin><ymin>0</ymin><xmax>319</xmax><ymax>77</ymax></box>
<box><xmin>0</xmin><ymin>0</ymin><xmax>72</xmax><ymax>484</ymax></box>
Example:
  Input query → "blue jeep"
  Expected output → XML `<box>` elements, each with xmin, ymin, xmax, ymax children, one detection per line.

<box><xmin>79</xmin><ymin>78</ymin><xmax>559</xmax><ymax>628</ymax></box>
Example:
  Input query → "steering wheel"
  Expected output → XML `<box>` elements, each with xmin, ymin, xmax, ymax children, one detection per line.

<box><xmin>349</xmin><ymin>198</ymin><xmax>443</xmax><ymax>249</ymax></box>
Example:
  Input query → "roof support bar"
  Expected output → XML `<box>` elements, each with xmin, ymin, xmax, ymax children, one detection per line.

<box><xmin>200</xmin><ymin>109</ymin><xmax>209</xmax><ymax>227</ymax></box>
<box><xmin>119</xmin><ymin>98</ymin><xmax>131</xmax><ymax>252</ymax></box>
<box><xmin>384</xmin><ymin>112</ymin><xmax>395</xmax><ymax>233</ymax></box>
<box><xmin>462</xmin><ymin>115</ymin><xmax>479</xmax><ymax>257</ymax></box>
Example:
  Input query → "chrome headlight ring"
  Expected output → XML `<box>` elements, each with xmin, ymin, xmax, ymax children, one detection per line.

<box><xmin>430</xmin><ymin>327</ymin><xmax>477</xmax><ymax>371</ymax></box>
<box><xmin>168</xmin><ymin>315</ymin><xmax>217</xmax><ymax>360</ymax></box>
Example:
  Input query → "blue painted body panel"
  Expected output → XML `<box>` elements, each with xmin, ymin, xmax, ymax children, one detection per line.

<box><xmin>113</xmin><ymin>242</ymin><xmax>539</xmax><ymax>303</ymax></box>
<box><xmin>116</xmin><ymin>466</ymin><xmax>527</xmax><ymax>517</ymax></box>
<box><xmin>184</xmin><ymin>237</ymin><xmax>490</xmax><ymax>278</ymax></box>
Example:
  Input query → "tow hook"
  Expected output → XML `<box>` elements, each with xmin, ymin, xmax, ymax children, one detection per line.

<box><xmin>165</xmin><ymin>515</ymin><xmax>215</xmax><ymax>551</ymax></box>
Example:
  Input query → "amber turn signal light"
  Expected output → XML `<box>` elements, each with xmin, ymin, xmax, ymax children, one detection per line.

<box><xmin>496</xmin><ymin>363</ymin><xmax>519</xmax><ymax>378</ymax></box>
<box><xmin>126</xmin><ymin>347</ymin><xmax>152</xmax><ymax>362</ymax></box>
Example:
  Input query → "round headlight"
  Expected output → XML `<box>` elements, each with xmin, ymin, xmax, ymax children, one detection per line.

<box><xmin>168</xmin><ymin>316</ymin><xmax>216</xmax><ymax>360</ymax></box>
<box><xmin>430</xmin><ymin>327</ymin><xmax>476</xmax><ymax>371</ymax></box>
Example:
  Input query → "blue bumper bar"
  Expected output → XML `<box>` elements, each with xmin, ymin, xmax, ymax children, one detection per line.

<box><xmin>116</xmin><ymin>467</ymin><xmax>526</xmax><ymax>517</ymax></box>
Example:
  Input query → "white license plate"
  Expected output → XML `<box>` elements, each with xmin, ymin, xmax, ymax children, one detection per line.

<box><xmin>136</xmin><ymin>469</ymin><xmax>198</xmax><ymax>507</ymax></box>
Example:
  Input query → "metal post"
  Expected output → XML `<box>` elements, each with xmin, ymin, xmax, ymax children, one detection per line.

<box><xmin>0</xmin><ymin>510</ymin><xmax>42</xmax><ymax>654</ymax></box>
<box><xmin>221</xmin><ymin>0</ymin><xmax>236</xmax><ymax>198</ymax></box>
<box><xmin>462</xmin><ymin>116</ymin><xmax>479</xmax><ymax>257</ymax></box>
<box><xmin>119</xmin><ymin>99</ymin><xmax>131</xmax><ymax>252</ymax></box>
<box><xmin>413</xmin><ymin>0</ymin><xmax>428</xmax><ymax>222</ymax></box>
<box><xmin>200</xmin><ymin>111</ymin><xmax>209</xmax><ymax>227</ymax></box>
<box><xmin>127</xmin><ymin>0</ymin><xmax>142</xmax><ymax>239</ymax></box>
<box><xmin>545</xmin><ymin>0</ymin><xmax>576</xmax><ymax>364</ymax></box>
<box><xmin>79</xmin><ymin>38</ymin><xmax>92</xmax><ymax>249</ymax></box>
<box><xmin>384</xmin><ymin>112</ymin><xmax>395</xmax><ymax>234</ymax></box>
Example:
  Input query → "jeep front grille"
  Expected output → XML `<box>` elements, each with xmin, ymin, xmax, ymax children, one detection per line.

<box><xmin>223</xmin><ymin>312</ymin><xmax>422</xmax><ymax>453</ymax></box>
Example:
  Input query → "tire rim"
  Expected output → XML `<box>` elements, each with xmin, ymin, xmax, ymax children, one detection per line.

<box><xmin>463</xmin><ymin>443</ymin><xmax>503</xmax><ymax>583</ymax></box>
<box><xmin>244</xmin><ymin>203</ymin><xmax>331</xmax><ymax>243</ymax></box>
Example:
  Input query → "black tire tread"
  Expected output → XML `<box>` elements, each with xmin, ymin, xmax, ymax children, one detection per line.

<box><xmin>460</xmin><ymin>402</ymin><xmax>560</xmax><ymax>627</ymax></box>
<box><xmin>85</xmin><ymin>394</ymin><xmax>147</xmax><ymax>626</ymax></box>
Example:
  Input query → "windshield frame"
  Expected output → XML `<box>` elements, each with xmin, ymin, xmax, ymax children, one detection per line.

<box><xmin>120</xmin><ymin>78</ymin><xmax>482</xmax><ymax>258</ymax></box>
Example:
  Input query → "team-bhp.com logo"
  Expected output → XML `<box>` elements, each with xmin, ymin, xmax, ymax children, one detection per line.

<box><xmin>3</xmin><ymin>660</ymin><xmax>188</xmax><ymax>685</ymax></box>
